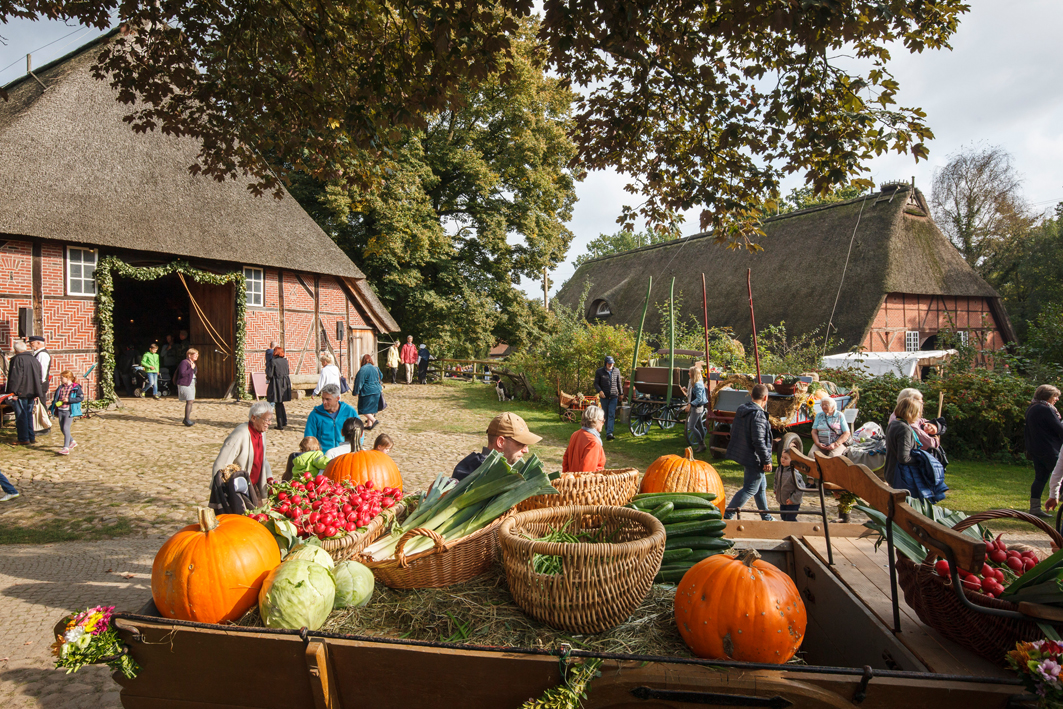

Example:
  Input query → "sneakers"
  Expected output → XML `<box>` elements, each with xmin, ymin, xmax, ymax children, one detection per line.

<box><xmin>184</xmin><ymin>420</ymin><xmax>195</xmax><ymax>427</ymax></box>
<box><xmin>0</xmin><ymin>492</ymin><xmax>19</xmax><ymax>502</ymax></box>
<box><xmin>69</xmin><ymin>440</ymin><xmax>78</xmax><ymax>450</ymax></box>
<box><xmin>57</xmin><ymin>447</ymin><xmax>70</xmax><ymax>455</ymax></box>
<box><xmin>606</xmin><ymin>434</ymin><xmax>615</xmax><ymax>441</ymax></box>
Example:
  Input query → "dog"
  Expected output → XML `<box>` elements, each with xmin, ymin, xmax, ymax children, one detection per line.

<box><xmin>494</xmin><ymin>378</ymin><xmax>509</xmax><ymax>402</ymax></box>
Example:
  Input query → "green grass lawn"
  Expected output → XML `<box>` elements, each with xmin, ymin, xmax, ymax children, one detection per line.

<box><xmin>441</xmin><ymin>380</ymin><xmax>1041</xmax><ymax>524</ymax></box>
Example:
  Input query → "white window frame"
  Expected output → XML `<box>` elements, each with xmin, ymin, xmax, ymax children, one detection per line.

<box><xmin>594</xmin><ymin>300</ymin><xmax>612</xmax><ymax>317</ymax></box>
<box><xmin>66</xmin><ymin>246</ymin><xmax>98</xmax><ymax>296</ymax></box>
<box><xmin>243</xmin><ymin>267</ymin><xmax>264</xmax><ymax>307</ymax></box>
<box><xmin>905</xmin><ymin>331</ymin><xmax>920</xmax><ymax>352</ymax></box>
<box><xmin>958</xmin><ymin>330</ymin><xmax>970</xmax><ymax>347</ymax></box>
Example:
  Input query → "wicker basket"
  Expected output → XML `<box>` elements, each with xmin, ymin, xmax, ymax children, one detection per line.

<box><xmin>356</xmin><ymin>514</ymin><xmax>507</xmax><ymax>589</ymax></box>
<box><xmin>499</xmin><ymin>505</ymin><xmax>666</xmax><ymax>634</ymax></box>
<box><xmin>896</xmin><ymin>508</ymin><xmax>1063</xmax><ymax>664</ymax></box>
<box><xmin>515</xmin><ymin>468</ymin><xmax>639</xmax><ymax>513</ymax></box>
<box><xmin>320</xmin><ymin>505</ymin><xmax>402</xmax><ymax>562</ymax></box>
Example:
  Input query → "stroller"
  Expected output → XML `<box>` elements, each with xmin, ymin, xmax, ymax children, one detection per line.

<box><xmin>132</xmin><ymin>365</ymin><xmax>172</xmax><ymax>398</ymax></box>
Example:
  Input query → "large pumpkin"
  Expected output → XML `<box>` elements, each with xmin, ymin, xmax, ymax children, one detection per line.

<box><xmin>152</xmin><ymin>508</ymin><xmax>281</xmax><ymax>624</ymax></box>
<box><xmin>674</xmin><ymin>549</ymin><xmax>806</xmax><ymax>664</ymax></box>
<box><xmin>325</xmin><ymin>450</ymin><xmax>403</xmax><ymax>491</ymax></box>
<box><xmin>640</xmin><ymin>447</ymin><xmax>726</xmax><ymax>512</ymax></box>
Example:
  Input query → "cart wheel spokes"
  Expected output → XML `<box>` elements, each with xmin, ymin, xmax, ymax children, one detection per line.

<box><xmin>630</xmin><ymin>402</ymin><xmax>653</xmax><ymax>437</ymax></box>
<box><xmin>657</xmin><ymin>405</ymin><xmax>678</xmax><ymax>430</ymax></box>
<box><xmin>561</xmin><ymin>409</ymin><xmax>576</xmax><ymax>423</ymax></box>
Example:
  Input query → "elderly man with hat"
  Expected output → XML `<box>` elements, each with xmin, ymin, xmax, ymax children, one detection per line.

<box><xmin>28</xmin><ymin>335</ymin><xmax>51</xmax><ymax>392</ymax></box>
<box><xmin>452</xmin><ymin>412</ymin><xmax>542</xmax><ymax>481</ymax></box>
<box><xmin>594</xmin><ymin>355</ymin><xmax>623</xmax><ymax>441</ymax></box>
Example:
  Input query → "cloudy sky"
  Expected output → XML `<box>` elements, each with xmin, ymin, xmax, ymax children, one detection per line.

<box><xmin>3</xmin><ymin>2</ymin><xmax>1062</xmax><ymax>299</ymax></box>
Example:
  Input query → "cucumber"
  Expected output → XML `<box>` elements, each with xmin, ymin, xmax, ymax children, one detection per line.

<box><xmin>665</xmin><ymin>535</ymin><xmax>732</xmax><ymax>550</ymax></box>
<box><xmin>662</xmin><ymin>547</ymin><xmax>693</xmax><ymax>563</ymax></box>
<box><xmin>664</xmin><ymin>519</ymin><xmax>727</xmax><ymax>537</ymax></box>
<box><xmin>649</xmin><ymin>501</ymin><xmax>674</xmax><ymax>521</ymax></box>
<box><xmin>688</xmin><ymin>548</ymin><xmax>730</xmax><ymax>562</ymax></box>
<box><xmin>654</xmin><ymin>565</ymin><xmax>694</xmax><ymax>583</ymax></box>
<box><xmin>660</xmin><ymin>508</ymin><xmax>718</xmax><ymax>524</ymax></box>
<box><xmin>633</xmin><ymin>492</ymin><xmax>717</xmax><ymax>504</ymax></box>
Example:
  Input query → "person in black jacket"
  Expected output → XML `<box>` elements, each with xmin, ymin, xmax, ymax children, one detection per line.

<box><xmin>724</xmin><ymin>384</ymin><xmax>775</xmax><ymax>520</ymax></box>
<box><xmin>1025</xmin><ymin>385</ymin><xmax>1063</xmax><ymax>518</ymax></box>
<box><xmin>266</xmin><ymin>346</ymin><xmax>292</xmax><ymax>430</ymax></box>
<box><xmin>594</xmin><ymin>356</ymin><xmax>623</xmax><ymax>441</ymax></box>
<box><xmin>4</xmin><ymin>341</ymin><xmax>46</xmax><ymax>445</ymax></box>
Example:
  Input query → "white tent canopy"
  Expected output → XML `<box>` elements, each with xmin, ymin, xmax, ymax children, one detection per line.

<box><xmin>821</xmin><ymin>350</ymin><xmax>957</xmax><ymax>378</ymax></box>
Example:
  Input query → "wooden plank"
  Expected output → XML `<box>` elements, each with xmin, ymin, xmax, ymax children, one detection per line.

<box><xmin>313</xmin><ymin>274</ymin><xmax>321</xmax><ymax>362</ymax></box>
<box><xmin>304</xmin><ymin>640</ymin><xmax>339</xmax><ymax>709</ymax></box>
<box><xmin>277</xmin><ymin>270</ymin><xmax>286</xmax><ymax>351</ymax></box>
<box><xmin>31</xmin><ymin>241</ymin><xmax>43</xmax><ymax>336</ymax></box>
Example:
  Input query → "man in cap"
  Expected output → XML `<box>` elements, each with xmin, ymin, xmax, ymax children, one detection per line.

<box><xmin>28</xmin><ymin>335</ymin><xmax>51</xmax><ymax>393</ymax></box>
<box><xmin>452</xmin><ymin>412</ymin><xmax>543</xmax><ymax>481</ymax></box>
<box><xmin>594</xmin><ymin>355</ymin><xmax>623</xmax><ymax>441</ymax></box>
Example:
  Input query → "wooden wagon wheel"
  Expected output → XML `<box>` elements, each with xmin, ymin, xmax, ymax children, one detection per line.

<box><xmin>629</xmin><ymin>401</ymin><xmax>654</xmax><ymax>437</ymax></box>
<box><xmin>561</xmin><ymin>408</ymin><xmax>578</xmax><ymax>423</ymax></box>
<box><xmin>657</xmin><ymin>404</ymin><xmax>679</xmax><ymax>431</ymax></box>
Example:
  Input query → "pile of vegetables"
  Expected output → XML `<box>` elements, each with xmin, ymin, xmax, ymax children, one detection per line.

<box><xmin>529</xmin><ymin>521</ymin><xmax>618</xmax><ymax>575</ymax></box>
<box><xmin>625</xmin><ymin>492</ymin><xmax>734</xmax><ymax>583</ymax></box>
<box><xmin>249</xmin><ymin>472</ymin><xmax>404</xmax><ymax>544</ymax></box>
<box><xmin>361</xmin><ymin>451</ymin><xmax>558</xmax><ymax>562</ymax></box>
<box><xmin>933</xmin><ymin>536</ymin><xmax>1041</xmax><ymax>599</ymax></box>
<box><xmin>258</xmin><ymin>542</ymin><xmax>375</xmax><ymax>630</ymax></box>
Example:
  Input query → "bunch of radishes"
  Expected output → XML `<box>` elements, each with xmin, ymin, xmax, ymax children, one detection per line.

<box><xmin>248</xmin><ymin>473</ymin><xmax>403</xmax><ymax>541</ymax></box>
<box><xmin>934</xmin><ymin>535</ymin><xmax>1040</xmax><ymax>599</ymax></box>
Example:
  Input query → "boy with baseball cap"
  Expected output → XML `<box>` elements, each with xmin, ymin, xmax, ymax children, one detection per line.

<box><xmin>452</xmin><ymin>412</ymin><xmax>543</xmax><ymax>481</ymax></box>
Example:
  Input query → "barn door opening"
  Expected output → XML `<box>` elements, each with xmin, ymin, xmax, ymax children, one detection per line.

<box><xmin>184</xmin><ymin>278</ymin><xmax>236</xmax><ymax>398</ymax></box>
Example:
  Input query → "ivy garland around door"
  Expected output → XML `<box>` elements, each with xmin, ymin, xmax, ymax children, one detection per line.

<box><xmin>94</xmin><ymin>257</ymin><xmax>248</xmax><ymax>404</ymax></box>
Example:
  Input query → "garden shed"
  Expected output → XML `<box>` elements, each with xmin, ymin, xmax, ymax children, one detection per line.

<box><xmin>0</xmin><ymin>31</ymin><xmax>398</xmax><ymax>398</ymax></box>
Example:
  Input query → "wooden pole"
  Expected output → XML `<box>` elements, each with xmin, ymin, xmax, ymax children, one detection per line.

<box><xmin>667</xmin><ymin>277</ymin><xmax>676</xmax><ymax>405</ymax></box>
<box><xmin>937</xmin><ymin>390</ymin><xmax>944</xmax><ymax>419</ymax></box>
<box><xmin>543</xmin><ymin>267</ymin><xmax>549</xmax><ymax>310</ymax></box>
<box><xmin>748</xmin><ymin>269</ymin><xmax>761</xmax><ymax>381</ymax></box>
<box><xmin>629</xmin><ymin>277</ymin><xmax>652</xmax><ymax>405</ymax></box>
<box><xmin>702</xmin><ymin>273</ymin><xmax>710</xmax><ymax>370</ymax></box>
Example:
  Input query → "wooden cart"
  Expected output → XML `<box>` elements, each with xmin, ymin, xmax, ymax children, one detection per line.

<box><xmin>557</xmin><ymin>388</ymin><xmax>600</xmax><ymax>423</ymax></box>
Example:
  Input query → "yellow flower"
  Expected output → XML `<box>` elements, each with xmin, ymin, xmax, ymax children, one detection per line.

<box><xmin>50</xmin><ymin>635</ymin><xmax>65</xmax><ymax>658</ymax></box>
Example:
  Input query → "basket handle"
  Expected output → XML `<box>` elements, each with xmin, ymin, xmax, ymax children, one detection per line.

<box><xmin>394</xmin><ymin>527</ymin><xmax>445</xmax><ymax>568</ymax></box>
<box><xmin>950</xmin><ymin>509</ymin><xmax>1063</xmax><ymax>550</ymax></box>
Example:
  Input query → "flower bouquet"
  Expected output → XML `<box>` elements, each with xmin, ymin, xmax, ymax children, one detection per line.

<box><xmin>52</xmin><ymin>606</ymin><xmax>139</xmax><ymax>679</ymax></box>
<box><xmin>1007</xmin><ymin>639</ymin><xmax>1063</xmax><ymax>708</ymax></box>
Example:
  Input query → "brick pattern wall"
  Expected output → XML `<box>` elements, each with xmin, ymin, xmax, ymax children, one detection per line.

<box><xmin>862</xmin><ymin>293</ymin><xmax>1005</xmax><ymax>352</ymax></box>
<box><xmin>0</xmin><ymin>241</ymin><xmax>33</xmax><ymax>350</ymax></box>
<box><xmin>42</xmin><ymin>242</ymin><xmax>65</xmax><ymax>297</ymax></box>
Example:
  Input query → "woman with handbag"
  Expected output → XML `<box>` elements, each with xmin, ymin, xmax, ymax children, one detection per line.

<box><xmin>683</xmin><ymin>366</ymin><xmax>709</xmax><ymax>453</ymax></box>
<box><xmin>50</xmin><ymin>370</ymin><xmax>84</xmax><ymax>455</ymax></box>
<box><xmin>266</xmin><ymin>346</ymin><xmax>292</xmax><ymax>430</ymax></box>
<box><xmin>353</xmin><ymin>353</ymin><xmax>383</xmax><ymax>430</ymax></box>
<box><xmin>884</xmin><ymin>395</ymin><xmax>948</xmax><ymax>501</ymax></box>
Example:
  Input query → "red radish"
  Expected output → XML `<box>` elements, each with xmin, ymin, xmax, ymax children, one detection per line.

<box><xmin>962</xmin><ymin>577</ymin><xmax>981</xmax><ymax>591</ymax></box>
<box><xmin>990</xmin><ymin>550</ymin><xmax>1008</xmax><ymax>564</ymax></box>
<box><xmin>1006</xmin><ymin>556</ymin><xmax>1024</xmax><ymax>573</ymax></box>
<box><xmin>981</xmin><ymin>563</ymin><xmax>995</xmax><ymax>578</ymax></box>
<box><xmin>1023</xmin><ymin>558</ymin><xmax>1037</xmax><ymax>571</ymax></box>
<box><xmin>993</xmin><ymin>568</ymin><xmax>1005</xmax><ymax>582</ymax></box>
<box><xmin>934</xmin><ymin>560</ymin><xmax>951</xmax><ymax>577</ymax></box>
<box><xmin>1007</xmin><ymin>550</ymin><xmax>1021</xmax><ymax>558</ymax></box>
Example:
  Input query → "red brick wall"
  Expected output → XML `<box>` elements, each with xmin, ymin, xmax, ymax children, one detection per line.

<box><xmin>0</xmin><ymin>241</ymin><xmax>33</xmax><ymax>350</ymax></box>
<box><xmin>861</xmin><ymin>293</ymin><xmax>1005</xmax><ymax>352</ymax></box>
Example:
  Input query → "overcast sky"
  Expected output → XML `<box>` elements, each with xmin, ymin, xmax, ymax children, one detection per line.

<box><xmin>4</xmin><ymin>2</ymin><xmax>1062</xmax><ymax>299</ymax></box>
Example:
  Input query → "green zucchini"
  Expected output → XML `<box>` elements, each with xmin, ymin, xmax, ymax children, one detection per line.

<box><xmin>665</xmin><ymin>536</ymin><xmax>733</xmax><ymax>551</ymax></box>
<box><xmin>660</xmin><ymin>508</ymin><xmax>718</xmax><ymax>524</ymax></box>
<box><xmin>654</xmin><ymin>565</ymin><xmax>695</xmax><ymax>583</ymax></box>
<box><xmin>633</xmin><ymin>492</ymin><xmax>717</xmax><ymax>504</ymax></box>
<box><xmin>662</xmin><ymin>547</ymin><xmax>693</xmax><ymax>563</ymax></box>
<box><xmin>649</xmin><ymin>501</ymin><xmax>675</xmax><ymax>521</ymax></box>
<box><xmin>664</xmin><ymin>519</ymin><xmax>727</xmax><ymax>537</ymax></box>
<box><xmin>688</xmin><ymin>548</ymin><xmax>730</xmax><ymax>562</ymax></box>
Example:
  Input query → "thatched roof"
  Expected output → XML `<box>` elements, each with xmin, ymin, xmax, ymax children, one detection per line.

<box><xmin>0</xmin><ymin>31</ymin><xmax>397</xmax><ymax>330</ymax></box>
<box><xmin>556</xmin><ymin>184</ymin><xmax>1015</xmax><ymax>351</ymax></box>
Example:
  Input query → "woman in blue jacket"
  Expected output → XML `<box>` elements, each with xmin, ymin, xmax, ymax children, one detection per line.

<box><xmin>353</xmin><ymin>354</ymin><xmax>383</xmax><ymax>430</ymax></box>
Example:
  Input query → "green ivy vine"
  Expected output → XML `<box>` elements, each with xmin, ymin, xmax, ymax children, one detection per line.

<box><xmin>95</xmin><ymin>257</ymin><xmax>247</xmax><ymax>403</ymax></box>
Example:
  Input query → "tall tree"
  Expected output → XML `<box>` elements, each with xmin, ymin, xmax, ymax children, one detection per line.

<box><xmin>286</xmin><ymin>21</ymin><xmax>578</xmax><ymax>357</ymax></box>
<box><xmin>7</xmin><ymin>1</ymin><xmax>968</xmax><ymax>245</ymax></box>
<box><xmin>573</xmin><ymin>228</ymin><xmax>678</xmax><ymax>268</ymax></box>
<box><xmin>930</xmin><ymin>144</ymin><xmax>1036</xmax><ymax>276</ymax></box>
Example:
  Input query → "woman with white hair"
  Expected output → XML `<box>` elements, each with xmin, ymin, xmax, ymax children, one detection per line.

<box><xmin>562</xmin><ymin>405</ymin><xmax>606</xmax><ymax>472</ymax></box>
<box><xmin>313</xmin><ymin>351</ymin><xmax>341</xmax><ymax>396</ymax></box>
<box><xmin>812</xmin><ymin>395</ymin><xmax>851</xmax><ymax>457</ymax></box>
<box><xmin>212</xmin><ymin>401</ymin><xmax>274</xmax><ymax>500</ymax></box>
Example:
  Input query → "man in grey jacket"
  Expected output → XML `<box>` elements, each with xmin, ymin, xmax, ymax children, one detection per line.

<box><xmin>594</xmin><ymin>355</ymin><xmax>623</xmax><ymax>441</ymax></box>
<box><xmin>724</xmin><ymin>384</ymin><xmax>775</xmax><ymax>520</ymax></box>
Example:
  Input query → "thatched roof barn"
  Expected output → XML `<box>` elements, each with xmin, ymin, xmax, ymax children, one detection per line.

<box><xmin>556</xmin><ymin>184</ymin><xmax>1016</xmax><ymax>354</ymax></box>
<box><xmin>0</xmin><ymin>31</ymin><xmax>397</xmax><ymax>398</ymax></box>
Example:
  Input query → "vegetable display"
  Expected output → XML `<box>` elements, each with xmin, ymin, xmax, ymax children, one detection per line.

<box><xmin>326</xmin><ymin>450</ymin><xmax>404</xmax><ymax>492</ymax></box>
<box><xmin>640</xmin><ymin>448</ymin><xmax>726</xmax><ymax>513</ymax></box>
<box><xmin>258</xmin><ymin>559</ymin><xmax>337</xmax><ymax>630</ymax></box>
<box><xmin>362</xmin><ymin>451</ymin><xmax>558</xmax><ymax>562</ymax></box>
<box><xmin>628</xmin><ymin>492</ymin><xmax>734</xmax><ymax>583</ymax></box>
<box><xmin>151</xmin><ymin>508</ymin><xmax>281</xmax><ymax>624</ymax></box>
<box><xmin>251</xmin><ymin>472</ymin><xmax>403</xmax><ymax>543</ymax></box>
<box><xmin>674</xmin><ymin>549</ymin><xmax>806</xmax><ymax>664</ymax></box>
<box><xmin>333</xmin><ymin>561</ymin><xmax>375</xmax><ymax>608</ymax></box>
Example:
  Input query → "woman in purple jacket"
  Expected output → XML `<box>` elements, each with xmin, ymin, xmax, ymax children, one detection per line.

<box><xmin>174</xmin><ymin>349</ymin><xmax>199</xmax><ymax>427</ymax></box>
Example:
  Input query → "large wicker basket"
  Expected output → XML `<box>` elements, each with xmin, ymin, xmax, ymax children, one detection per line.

<box><xmin>515</xmin><ymin>468</ymin><xmax>639</xmax><ymax>513</ymax></box>
<box><xmin>320</xmin><ymin>505</ymin><xmax>401</xmax><ymax>562</ymax></box>
<box><xmin>499</xmin><ymin>505</ymin><xmax>666</xmax><ymax>634</ymax></box>
<box><xmin>896</xmin><ymin>508</ymin><xmax>1063</xmax><ymax>664</ymax></box>
<box><xmin>356</xmin><ymin>515</ymin><xmax>507</xmax><ymax>589</ymax></box>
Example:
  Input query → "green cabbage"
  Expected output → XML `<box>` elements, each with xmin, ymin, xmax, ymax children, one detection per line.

<box><xmin>258</xmin><ymin>560</ymin><xmax>336</xmax><ymax>630</ymax></box>
<box><xmin>286</xmin><ymin>543</ymin><xmax>335</xmax><ymax>569</ymax></box>
<box><xmin>333</xmin><ymin>561</ymin><xmax>375</xmax><ymax>608</ymax></box>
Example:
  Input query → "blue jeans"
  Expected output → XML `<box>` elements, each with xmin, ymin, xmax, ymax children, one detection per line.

<box><xmin>686</xmin><ymin>405</ymin><xmax>706</xmax><ymax>447</ymax></box>
<box><xmin>725</xmin><ymin>465</ymin><xmax>773</xmax><ymax>520</ymax></box>
<box><xmin>780</xmin><ymin>503</ymin><xmax>800</xmax><ymax>522</ymax></box>
<box><xmin>0</xmin><ymin>470</ymin><xmax>17</xmax><ymax>496</ymax></box>
<box><xmin>13</xmin><ymin>396</ymin><xmax>35</xmax><ymax>443</ymax></box>
<box><xmin>602</xmin><ymin>396</ymin><xmax>618</xmax><ymax>437</ymax></box>
<box><xmin>145</xmin><ymin>372</ymin><xmax>158</xmax><ymax>397</ymax></box>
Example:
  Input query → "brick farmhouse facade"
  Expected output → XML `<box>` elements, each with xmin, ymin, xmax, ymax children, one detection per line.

<box><xmin>0</xmin><ymin>32</ymin><xmax>397</xmax><ymax>398</ymax></box>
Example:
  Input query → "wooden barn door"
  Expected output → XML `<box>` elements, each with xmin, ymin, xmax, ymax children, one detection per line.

<box><xmin>186</xmin><ymin>279</ymin><xmax>236</xmax><ymax>398</ymax></box>
<box><xmin>349</xmin><ymin>329</ymin><xmax>376</xmax><ymax>378</ymax></box>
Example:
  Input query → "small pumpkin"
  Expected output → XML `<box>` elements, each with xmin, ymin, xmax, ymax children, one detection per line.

<box><xmin>152</xmin><ymin>508</ymin><xmax>281</xmax><ymax>624</ymax></box>
<box><xmin>325</xmin><ymin>450</ymin><xmax>403</xmax><ymax>491</ymax></box>
<box><xmin>674</xmin><ymin>549</ymin><xmax>806</xmax><ymax>664</ymax></box>
<box><xmin>640</xmin><ymin>447</ymin><xmax>726</xmax><ymax>512</ymax></box>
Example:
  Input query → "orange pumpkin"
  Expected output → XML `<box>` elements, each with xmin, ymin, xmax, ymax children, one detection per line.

<box><xmin>640</xmin><ymin>447</ymin><xmax>726</xmax><ymax>512</ymax></box>
<box><xmin>325</xmin><ymin>449</ymin><xmax>403</xmax><ymax>491</ymax></box>
<box><xmin>151</xmin><ymin>508</ymin><xmax>280</xmax><ymax>624</ymax></box>
<box><xmin>674</xmin><ymin>549</ymin><xmax>806</xmax><ymax>663</ymax></box>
